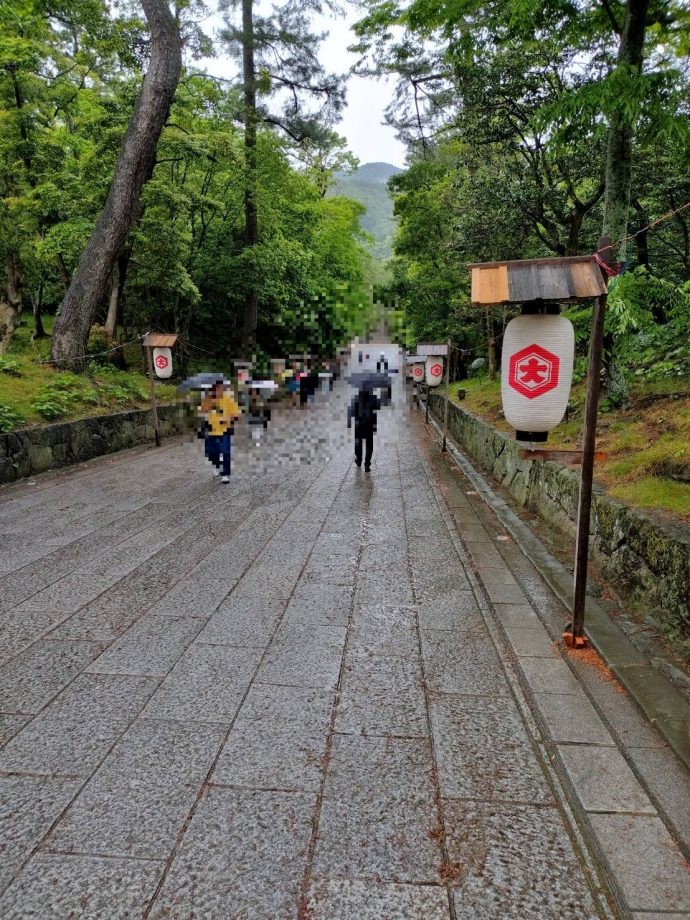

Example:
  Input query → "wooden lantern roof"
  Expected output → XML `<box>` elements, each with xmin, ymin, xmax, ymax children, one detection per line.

<box><xmin>469</xmin><ymin>255</ymin><xmax>607</xmax><ymax>307</ymax></box>
<box><xmin>142</xmin><ymin>333</ymin><xmax>178</xmax><ymax>347</ymax></box>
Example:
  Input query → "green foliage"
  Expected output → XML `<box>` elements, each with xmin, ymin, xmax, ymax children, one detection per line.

<box><xmin>0</xmin><ymin>358</ymin><xmax>22</xmax><ymax>377</ymax></box>
<box><xmin>353</xmin><ymin>0</ymin><xmax>690</xmax><ymax>387</ymax></box>
<box><xmin>0</xmin><ymin>4</ymin><xmax>369</xmax><ymax>361</ymax></box>
<box><xmin>86</xmin><ymin>325</ymin><xmax>114</xmax><ymax>365</ymax></box>
<box><xmin>0</xmin><ymin>405</ymin><xmax>24</xmax><ymax>432</ymax></box>
<box><xmin>30</xmin><ymin>372</ymin><xmax>91</xmax><ymax>419</ymax></box>
<box><xmin>30</xmin><ymin>393</ymin><xmax>70</xmax><ymax>420</ymax></box>
<box><xmin>603</xmin><ymin>270</ymin><xmax>690</xmax><ymax>391</ymax></box>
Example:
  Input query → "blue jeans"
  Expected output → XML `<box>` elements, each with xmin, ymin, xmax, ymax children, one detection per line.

<box><xmin>205</xmin><ymin>432</ymin><xmax>231</xmax><ymax>477</ymax></box>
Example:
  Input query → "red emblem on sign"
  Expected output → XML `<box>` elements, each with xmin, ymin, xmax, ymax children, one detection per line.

<box><xmin>508</xmin><ymin>344</ymin><xmax>559</xmax><ymax>399</ymax></box>
<box><xmin>430</xmin><ymin>362</ymin><xmax>443</xmax><ymax>377</ymax></box>
<box><xmin>155</xmin><ymin>354</ymin><xmax>169</xmax><ymax>369</ymax></box>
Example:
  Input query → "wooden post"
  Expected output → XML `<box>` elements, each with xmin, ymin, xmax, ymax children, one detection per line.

<box><xmin>145</xmin><ymin>345</ymin><xmax>161</xmax><ymax>447</ymax></box>
<box><xmin>442</xmin><ymin>338</ymin><xmax>451</xmax><ymax>452</ymax></box>
<box><xmin>570</xmin><ymin>237</ymin><xmax>613</xmax><ymax>642</ymax></box>
<box><xmin>425</xmin><ymin>383</ymin><xmax>430</xmax><ymax>424</ymax></box>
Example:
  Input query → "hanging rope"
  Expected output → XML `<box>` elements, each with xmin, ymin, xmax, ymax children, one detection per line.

<box><xmin>37</xmin><ymin>334</ymin><xmax>145</xmax><ymax>366</ymax></box>
<box><xmin>596</xmin><ymin>199</ymin><xmax>690</xmax><ymax>257</ymax></box>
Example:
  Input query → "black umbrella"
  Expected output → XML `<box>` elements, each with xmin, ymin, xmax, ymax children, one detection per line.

<box><xmin>345</xmin><ymin>372</ymin><xmax>392</xmax><ymax>389</ymax></box>
<box><xmin>177</xmin><ymin>373</ymin><xmax>228</xmax><ymax>393</ymax></box>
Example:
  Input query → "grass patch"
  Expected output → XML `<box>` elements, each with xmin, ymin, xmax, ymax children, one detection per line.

<box><xmin>609</xmin><ymin>478</ymin><xmax>690</xmax><ymax>518</ymax></box>
<box><xmin>444</xmin><ymin>373</ymin><xmax>690</xmax><ymax>523</ymax></box>
<box><xmin>0</xmin><ymin>316</ymin><xmax>177</xmax><ymax>431</ymax></box>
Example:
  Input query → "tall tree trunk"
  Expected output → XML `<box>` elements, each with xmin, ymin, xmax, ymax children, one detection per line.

<box><xmin>631</xmin><ymin>199</ymin><xmax>650</xmax><ymax>270</ymax></box>
<box><xmin>602</xmin><ymin>0</ymin><xmax>650</xmax><ymax>261</ymax></box>
<box><xmin>105</xmin><ymin>265</ymin><xmax>120</xmax><ymax>339</ymax></box>
<box><xmin>0</xmin><ymin>253</ymin><xmax>23</xmax><ymax>354</ymax></box>
<box><xmin>0</xmin><ymin>70</ymin><xmax>31</xmax><ymax>353</ymax></box>
<box><xmin>56</xmin><ymin>253</ymin><xmax>71</xmax><ymax>292</ymax></box>
<box><xmin>32</xmin><ymin>280</ymin><xmax>47</xmax><ymax>339</ymax></box>
<box><xmin>104</xmin><ymin>248</ymin><xmax>131</xmax><ymax>339</ymax></box>
<box><xmin>565</xmin><ymin>207</ymin><xmax>584</xmax><ymax>256</ymax></box>
<box><xmin>50</xmin><ymin>0</ymin><xmax>181</xmax><ymax>368</ymax></box>
<box><xmin>241</xmin><ymin>0</ymin><xmax>259</xmax><ymax>356</ymax></box>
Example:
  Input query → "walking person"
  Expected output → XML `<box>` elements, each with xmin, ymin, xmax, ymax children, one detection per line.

<box><xmin>286</xmin><ymin>363</ymin><xmax>300</xmax><ymax>407</ymax></box>
<box><xmin>247</xmin><ymin>385</ymin><xmax>271</xmax><ymax>447</ymax></box>
<box><xmin>347</xmin><ymin>383</ymin><xmax>381</xmax><ymax>472</ymax></box>
<box><xmin>376</xmin><ymin>352</ymin><xmax>392</xmax><ymax>404</ymax></box>
<box><xmin>199</xmin><ymin>379</ymin><xmax>240</xmax><ymax>483</ymax></box>
<box><xmin>299</xmin><ymin>365</ymin><xmax>310</xmax><ymax>409</ymax></box>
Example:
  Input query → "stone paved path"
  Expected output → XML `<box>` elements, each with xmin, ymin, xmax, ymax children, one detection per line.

<box><xmin>1</xmin><ymin>368</ymin><xmax>689</xmax><ymax>919</ymax></box>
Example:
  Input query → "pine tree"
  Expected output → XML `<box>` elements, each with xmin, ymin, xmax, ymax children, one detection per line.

<box><xmin>221</xmin><ymin>0</ymin><xmax>345</xmax><ymax>353</ymax></box>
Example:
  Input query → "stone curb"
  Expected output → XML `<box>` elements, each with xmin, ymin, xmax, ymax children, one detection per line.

<box><xmin>422</xmin><ymin>398</ymin><xmax>690</xmax><ymax>774</ymax></box>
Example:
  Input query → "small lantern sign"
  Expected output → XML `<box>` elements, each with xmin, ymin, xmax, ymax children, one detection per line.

<box><xmin>142</xmin><ymin>333</ymin><xmax>179</xmax><ymax>447</ymax></box>
<box><xmin>501</xmin><ymin>315</ymin><xmax>574</xmax><ymax>441</ymax></box>
<box><xmin>152</xmin><ymin>347</ymin><xmax>173</xmax><ymax>379</ymax></box>
<box><xmin>426</xmin><ymin>355</ymin><xmax>444</xmax><ymax>386</ymax></box>
<box><xmin>411</xmin><ymin>363</ymin><xmax>425</xmax><ymax>383</ymax></box>
<box><xmin>232</xmin><ymin>359</ymin><xmax>252</xmax><ymax>387</ymax></box>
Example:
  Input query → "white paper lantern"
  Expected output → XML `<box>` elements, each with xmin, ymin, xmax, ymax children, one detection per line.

<box><xmin>152</xmin><ymin>347</ymin><xmax>173</xmax><ymax>379</ymax></box>
<box><xmin>425</xmin><ymin>356</ymin><xmax>444</xmax><ymax>386</ymax></box>
<box><xmin>501</xmin><ymin>315</ymin><xmax>574</xmax><ymax>438</ymax></box>
<box><xmin>411</xmin><ymin>363</ymin><xmax>425</xmax><ymax>383</ymax></box>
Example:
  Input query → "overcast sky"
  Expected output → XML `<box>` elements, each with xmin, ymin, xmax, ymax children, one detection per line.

<box><xmin>199</xmin><ymin>4</ymin><xmax>407</xmax><ymax>168</ymax></box>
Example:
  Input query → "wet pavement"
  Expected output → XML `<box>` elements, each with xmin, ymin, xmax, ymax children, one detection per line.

<box><xmin>0</xmin><ymin>366</ymin><xmax>689</xmax><ymax>919</ymax></box>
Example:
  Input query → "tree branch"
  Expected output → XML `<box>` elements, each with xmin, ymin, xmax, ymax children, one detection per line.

<box><xmin>600</xmin><ymin>0</ymin><xmax>623</xmax><ymax>35</ymax></box>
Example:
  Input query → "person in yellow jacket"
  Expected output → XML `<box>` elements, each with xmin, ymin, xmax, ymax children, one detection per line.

<box><xmin>199</xmin><ymin>380</ymin><xmax>240</xmax><ymax>483</ymax></box>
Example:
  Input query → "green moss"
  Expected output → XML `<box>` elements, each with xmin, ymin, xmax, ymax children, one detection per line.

<box><xmin>609</xmin><ymin>478</ymin><xmax>690</xmax><ymax>518</ymax></box>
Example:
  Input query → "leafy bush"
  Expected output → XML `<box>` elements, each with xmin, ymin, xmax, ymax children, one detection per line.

<box><xmin>86</xmin><ymin>324</ymin><xmax>114</xmax><ymax>365</ymax></box>
<box><xmin>566</xmin><ymin>270</ymin><xmax>690</xmax><ymax>394</ymax></box>
<box><xmin>99</xmin><ymin>383</ymin><xmax>135</xmax><ymax>405</ymax></box>
<box><xmin>49</xmin><ymin>373</ymin><xmax>83</xmax><ymax>393</ymax></box>
<box><xmin>0</xmin><ymin>405</ymin><xmax>24</xmax><ymax>432</ymax></box>
<box><xmin>0</xmin><ymin>358</ymin><xmax>22</xmax><ymax>377</ymax></box>
<box><xmin>600</xmin><ymin>362</ymin><xmax>629</xmax><ymax>410</ymax></box>
<box><xmin>127</xmin><ymin>382</ymin><xmax>148</xmax><ymax>401</ymax></box>
<box><xmin>607</xmin><ymin>269</ymin><xmax>690</xmax><ymax>336</ymax></box>
<box><xmin>572</xmin><ymin>354</ymin><xmax>588</xmax><ymax>384</ymax></box>
<box><xmin>31</xmin><ymin>393</ymin><xmax>71</xmax><ymax>420</ymax></box>
<box><xmin>564</xmin><ymin>306</ymin><xmax>593</xmax><ymax>351</ymax></box>
<box><xmin>626</xmin><ymin>331</ymin><xmax>690</xmax><ymax>381</ymax></box>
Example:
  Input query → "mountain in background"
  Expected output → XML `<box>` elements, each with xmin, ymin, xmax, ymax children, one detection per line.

<box><xmin>331</xmin><ymin>162</ymin><xmax>403</xmax><ymax>262</ymax></box>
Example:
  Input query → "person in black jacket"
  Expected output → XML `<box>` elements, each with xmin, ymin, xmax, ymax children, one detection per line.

<box><xmin>347</xmin><ymin>384</ymin><xmax>381</xmax><ymax>471</ymax></box>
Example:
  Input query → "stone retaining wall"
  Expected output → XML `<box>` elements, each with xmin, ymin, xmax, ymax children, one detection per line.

<box><xmin>0</xmin><ymin>405</ymin><xmax>185</xmax><ymax>486</ymax></box>
<box><xmin>429</xmin><ymin>393</ymin><xmax>690</xmax><ymax>646</ymax></box>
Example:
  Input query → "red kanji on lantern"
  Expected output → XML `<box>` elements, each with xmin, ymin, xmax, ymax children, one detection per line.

<box><xmin>508</xmin><ymin>344</ymin><xmax>560</xmax><ymax>399</ymax></box>
<box><xmin>430</xmin><ymin>362</ymin><xmax>443</xmax><ymax>377</ymax></box>
<box><xmin>155</xmin><ymin>354</ymin><xmax>169</xmax><ymax>370</ymax></box>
